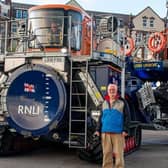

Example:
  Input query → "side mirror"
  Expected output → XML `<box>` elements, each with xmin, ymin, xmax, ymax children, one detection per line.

<box><xmin>107</xmin><ymin>16</ymin><xmax>118</xmax><ymax>32</ymax></box>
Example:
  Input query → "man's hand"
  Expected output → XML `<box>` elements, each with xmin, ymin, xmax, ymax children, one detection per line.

<box><xmin>94</xmin><ymin>131</ymin><xmax>100</xmax><ymax>137</ymax></box>
<box><xmin>122</xmin><ymin>131</ymin><xmax>128</xmax><ymax>137</ymax></box>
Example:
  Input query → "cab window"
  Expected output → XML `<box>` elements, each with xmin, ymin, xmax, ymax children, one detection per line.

<box><xmin>28</xmin><ymin>9</ymin><xmax>64</xmax><ymax>48</ymax></box>
<box><xmin>68</xmin><ymin>11</ymin><xmax>82</xmax><ymax>51</ymax></box>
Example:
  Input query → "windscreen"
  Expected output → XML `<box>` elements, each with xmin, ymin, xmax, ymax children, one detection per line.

<box><xmin>28</xmin><ymin>9</ymin><xmax>64</xmax><ymax>48</ymax></box>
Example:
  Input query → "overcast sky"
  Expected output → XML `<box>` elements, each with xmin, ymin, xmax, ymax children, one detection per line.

<box><xmin>13</xmin><ymin>0</ymin><xmax>167</xmax><ymax>18</ymax></box>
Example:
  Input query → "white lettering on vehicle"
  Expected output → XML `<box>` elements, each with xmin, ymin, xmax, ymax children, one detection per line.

<box><xmin>18</xmin><ymin>105</ymin><xmax>40</xmax><ymax>116</ymax></box>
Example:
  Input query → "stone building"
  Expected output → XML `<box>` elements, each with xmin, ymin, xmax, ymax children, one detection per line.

<box><xmin>0</xmin><ymin>0</ymin><xmax>11</xmax><ymax>21</ymax></box>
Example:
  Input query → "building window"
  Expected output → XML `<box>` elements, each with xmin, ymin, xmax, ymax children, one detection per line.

<box><xmin>16</xmin><ymin>9</ymin><xmax>22</xmax><ymax>18</ymax></box>
<box><xmin>142</xmin><ymin>16</ymin><xmax>148</xmax><ymax>27</ymax></box>
<box><xmin>118</xmin><ymin>19</ymin><xmax>124</xmax><ymax>28</ymax></box>
<box><xmin>0</xmin><ymin>24</ymin><xmax>5</xmax><ymax>34</ymax></box>
<box><xmin>11</xmin><ymin>23</ymin><xmax>17</xmax><ymax>33</ymax></box>
<box><xmin>3</xmin><ymin>12</ymin><xmax>7</xmax><ymax>16</ymax></box>
<box><xmin>135</xmin><ymin>32</ymin><xmax>142</xmax><ymax>43</ymax></box>
<box><xmin>150</xmin><ymin>17</ymin><xmax>155</xmax><ymax>27</ymax></box>
<box><xmin>22</xmin><ymin>10</ymin><xmax>28</xmax><ymax>18</ymax></box>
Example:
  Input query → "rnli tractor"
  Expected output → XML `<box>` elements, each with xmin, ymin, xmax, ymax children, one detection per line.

<box><xmin>0</xmin><ymin>4</ymin><xmax>141</xmax><ymax>162</ymax></box>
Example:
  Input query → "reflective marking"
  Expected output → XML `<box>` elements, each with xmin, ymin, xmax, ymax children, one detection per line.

<box><xmin>46</xmin><ymin>74</ymin><xmax>52</xmax><ymax>77</ymax></box>
<box><xmin>43</xmin><ymin>96</ymin><xmax>52</xmax><ymax>100</ymax></box>
<box><xmin>44</xmin><ymin>115</ymin><xmax>50</xmax><ymax>122</ymax></box>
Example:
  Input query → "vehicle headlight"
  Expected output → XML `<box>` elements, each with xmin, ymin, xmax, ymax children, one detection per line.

<box><xmin>156</xmin><ymin>81</ymin><xmax>161</xmax><ymax>87</ymax></box>
<box><xmin>61</xmin><ymin>47</ymin><xmax>67</xmax><ymax>54</ymax></box>
<box><xmin>91</xmin><ymin>110</ymin><xmax>101</xmax><ymax>122</ymax></box>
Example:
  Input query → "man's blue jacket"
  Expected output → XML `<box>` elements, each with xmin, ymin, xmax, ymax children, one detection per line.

<box><xmin>96</xmin><ymin>98</ymin><xmax>128</xmax><ymax>133</ymax></box>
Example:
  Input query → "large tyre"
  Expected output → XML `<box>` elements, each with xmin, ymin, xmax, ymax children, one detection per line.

<box><xmin>77</xmin><ymin>128</ymin><xmax>102</xmax><ymax>163</ymax></box>
<box><xmin>0</xmin><ymin>130</ymin><xmax>15</xmax><ymax>155</ymax></box>
<box><xmin>0</xmin><ymin>129</ymin><xmax>42</xmax><ymax>155</ymax></box>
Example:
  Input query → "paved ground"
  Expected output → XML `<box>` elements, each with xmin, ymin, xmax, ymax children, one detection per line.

<box><xmin>0</xmin><ymin>130</ymin><xmax>167</xmax><ymax>168</ymax></box>
<box><xmin>125</xmin><ymin>130</ymin><xmax>168</xmax><ymax>168</ymax></box>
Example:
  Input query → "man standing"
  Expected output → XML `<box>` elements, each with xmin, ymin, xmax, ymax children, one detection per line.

<box><xmin>95</xmin><ymin>83</ymin><xmax>128</xmax><ymax>168</ymax></box>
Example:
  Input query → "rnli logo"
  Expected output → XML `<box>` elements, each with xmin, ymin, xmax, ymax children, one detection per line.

<box><xmin>24</xmin><ymin>83</ymin><xmax>35</xmax><ymax>93</ymax></box>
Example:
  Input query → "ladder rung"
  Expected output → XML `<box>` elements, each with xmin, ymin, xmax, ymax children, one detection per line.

<box><xmin>72</xmin><ymin>67</ymin><xmax>87</xmax><ymax>70</ymax></box>
<box><xmin>70</xmin><ymin>133</ymin><xmax>85</xmax><ymax>136</ymax></box>
<box><xmin>71</xmin><ymin>80</ymin><xmax>83</xmax><ymax>83</ymax></box>
<box><xmin>71</xmin><ymin>119</ymin><xmax>85</xmax><ymax>122</ymax></box>
<box><xmin>64</xmin><ymin>140</ymin><xmax>78</xmax><ymax>145</ymax></box>
<box><xmin>71</xmin><ymin>93</ymin><xmax>86</xmax><ymax>95</ymax></box>
<box><xmin>69</xmin><ymin>145</ymin><xmax>86</xmax><ymax>149</ymax></box>
<box><xmin>71</xmin><ymin>106</ymin><xmax>86</xmax><ymax>109</ymax></box>
<box><xmin>71</xmin><ymin>109</ymin><xmax>87</xmax><ymax>112</ymax></box>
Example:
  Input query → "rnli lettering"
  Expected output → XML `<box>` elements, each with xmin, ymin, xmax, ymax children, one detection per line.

<box><xmin>18</xmin><ymin>105</ymin><xmax>40</xmax><ymax>116</ymax></box>
<box><xmin>134</xmin><ymin>63</ymin><xmax>159</xmax><ymax>68</ymax></box>
<box><xmin>134</xmin><ymin>62</ymin><xmax>162</xmax><ymax>70</ymax></box>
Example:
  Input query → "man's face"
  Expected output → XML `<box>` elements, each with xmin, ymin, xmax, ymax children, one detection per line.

<box><xmin>51</xmin><ymin>23</ymin><xmax>57</xmax><ymax>32</ymax></box>
<box><xmin>108</xmin><ymin>85</ymin><xmax>117</xmax><ymax>99</ymax></box>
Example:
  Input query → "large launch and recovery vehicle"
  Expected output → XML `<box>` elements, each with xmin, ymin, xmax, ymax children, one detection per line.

<box><xmin>1</xmin><ymin>3</ymin><xmax>161</xmax><ymax>162</ymax></box>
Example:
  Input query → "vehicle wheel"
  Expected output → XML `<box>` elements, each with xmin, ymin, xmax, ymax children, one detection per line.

<box><xmin>77</xmin><ymin>128</ymin><xmax>102</xmax><ymax>163</ymax></box>
<box><xmin>0</xmin><ymin>130</ymin><xmax>15</xmax><ymax>155</ymax></box>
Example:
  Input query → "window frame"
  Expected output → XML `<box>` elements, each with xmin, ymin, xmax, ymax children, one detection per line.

<box><xmin>142</xmin><ymin>16</ymin><xmax>148</xmax><ymax>27</ymax></box>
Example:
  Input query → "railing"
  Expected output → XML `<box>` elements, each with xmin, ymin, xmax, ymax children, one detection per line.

<box><xmin>1</xmin><ymin>14</ymin><xmax>167</xmax><ymax>63</ymax></box>
<box><xmin>0</xmin><ymin>16</ymin><xmax>74</xmax><ymax>56</ymax></box>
